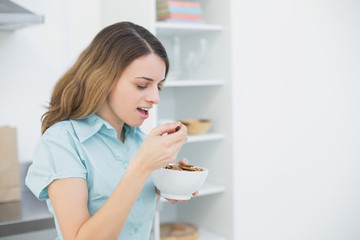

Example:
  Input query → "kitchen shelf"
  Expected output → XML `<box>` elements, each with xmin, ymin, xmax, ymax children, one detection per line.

<box><xmin>165</xmin><ymin>79</ymin><xmax>225</xmax><ymax>87</ymax></box>
<box><xmin>154</xmin><ymin>1</ymin><xmax>232</xmax><ymax>237</ymax></box>
<box><xmin>0</xmin><ymin>190</ymin><xmax>54</xmax><ymax>237</ymax></box>
<box><xmin>198</xmin><ymin>228</ymin><xmax>226</xmax><ymax>240</ymax></box>
<box><xmin>153</xmin><ymin>226</ymin><xmax>225</xmax><ymax>240</ymax></box>
<box><xmin>155</xmin><ymin>22</ymin><xmax>223</xmax><ymax>36</ymax></box>
<box><xmin>196</xmin><ymin>182</ymin><xmax>226</xmax><ymax>196</ymax></box>
<box><xmin>159</xmin><ymin>181</ymin><xmax>225</xmax><ymax>203</ymax></box>
<box><xmin>187</xmin><ymin>133</ymin><xmax>225</xmax><ymax>143</ymax></box>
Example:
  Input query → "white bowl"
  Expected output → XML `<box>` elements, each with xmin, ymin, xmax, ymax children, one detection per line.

<box><xmin>151</xmin><ymin>165</ymin><xmax>209</xmax><ymax>200</ymax></box>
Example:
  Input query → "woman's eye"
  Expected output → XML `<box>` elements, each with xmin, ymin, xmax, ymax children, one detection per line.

<box><xmin>137</xmin><ymin>85</ymin><xmax>147</xmax><ymax>89</ymax></box>
<box><xmin>158</xmin><ymin>83</ymin><xmax>164</xmax><ymax>91</ymax></box>
<box><xmin>137</xmin><ymin>83</ymin><xmax>163</xmax><ymax>91</ymax></box>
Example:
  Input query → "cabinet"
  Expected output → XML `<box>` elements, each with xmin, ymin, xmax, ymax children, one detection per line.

<box><xmin>101</xmin><ymin>0</ymin><xmax>233</xmax><ymax>239</ymax></box>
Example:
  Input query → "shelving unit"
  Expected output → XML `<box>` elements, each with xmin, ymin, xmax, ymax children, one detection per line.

<box><xmin>153</xmin><ymin>0</ymin><xmax>232</xmax><ymax>236</ymax></box>
<box><xmin>101</xmin><ymin>0</ymin><xmax>233</xmax><ymax>239</ymax></box>
<box><xmin>155</xmin><ymin>22</ymin><xmax>223</xmax><ymax>36</ymax></box>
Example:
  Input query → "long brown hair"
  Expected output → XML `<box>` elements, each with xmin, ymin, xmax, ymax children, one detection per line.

<box><xmin>41</xmin><ymin>22</ymin><xmax>169</xmax><ymax>134</ymax></box>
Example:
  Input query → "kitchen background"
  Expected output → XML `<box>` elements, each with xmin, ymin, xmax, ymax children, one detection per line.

<box><xmin>1</xmin><ymin>0</ymin><xmax>360</xmax><ymax>240</ymax></box>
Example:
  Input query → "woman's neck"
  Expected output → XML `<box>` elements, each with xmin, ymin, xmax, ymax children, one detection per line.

<box><xmin>96</xmin><ymin>102</ymin><xmax>125</xmax><ymax>142</ymax></box>
<box><xmin>118</xmin><ymin>125</ymin><xmax>125</xmax><ymax>143</ymax></box>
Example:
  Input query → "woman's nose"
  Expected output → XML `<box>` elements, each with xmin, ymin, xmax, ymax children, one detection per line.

<box><xmin>146</xmin><ymin>87</ymin><xmax>160</xmax><ymax>104</ymax></box>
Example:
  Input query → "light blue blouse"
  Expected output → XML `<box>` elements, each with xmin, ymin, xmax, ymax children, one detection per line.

<box><xmin>25</xmin><ymin>114</ymin><xmax>157</xmax><ymax>240</ymax></box>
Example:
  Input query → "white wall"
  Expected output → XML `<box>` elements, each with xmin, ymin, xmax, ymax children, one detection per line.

<box><xmin>232</xmin><ymin>0</ymin><xmax>360</xmax><ymax>239</ymax></box>
<box><xmin>0</xmin><ymin>0</ymin><xmax>101</xmax><ymax>162</ymax></box>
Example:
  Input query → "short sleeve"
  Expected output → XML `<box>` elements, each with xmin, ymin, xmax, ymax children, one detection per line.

<box><xmin>25</xmin><ymin>127</ymin><xmax>87</xmax><ymax>200</ymax></box>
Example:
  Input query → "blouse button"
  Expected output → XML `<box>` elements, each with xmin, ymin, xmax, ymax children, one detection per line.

<box><xmin>132</xmin><ymin>226</ymin><xmax>140</xmax><ymax>234</ymax></box>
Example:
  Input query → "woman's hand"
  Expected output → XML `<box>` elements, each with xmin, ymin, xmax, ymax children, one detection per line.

<box><xmin>134</xmin><ymin>122</ymin><xmax>188</xmax><ymax>174</ymax></box>
<box><xmin>156</xmin><ymin>158</ymin><xmax>199</xmax><ymax>204</ymax></box>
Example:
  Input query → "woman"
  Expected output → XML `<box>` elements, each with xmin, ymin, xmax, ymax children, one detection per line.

<box><xmin>25</xmin><ymin>21</ymin><xmax>190</xmax><ymax>240</ymax></box>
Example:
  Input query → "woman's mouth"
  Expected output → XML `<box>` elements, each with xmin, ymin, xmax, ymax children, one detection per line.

<box><xmin>137</xmin><ymin>107</ymin><xmax>150</xmax><ymax>119</ymax></box>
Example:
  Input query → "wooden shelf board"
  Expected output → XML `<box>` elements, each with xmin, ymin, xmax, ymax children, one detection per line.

<box><xmin>195</xmin><ymin>182</ymin><xmax>226</xmax><ymax>197</ymax></box>
<box><xmin>187</xmin><ymin>133</ymin><xmax>225</xmax><ymax>143</ymax></box>
<box><xmin>198</xmin><ymin>227</ymin><xmax>226</xmax><ymax>240</ymax></box>
<box><xmin>159</xmin><ymin>182</ymin><xmax>225</xmax><ymax>203</ymax></box>
<box><xmin>156</xmin><ymin>22</ymin><xmax>223</xmax><ymax>36</ymax></box>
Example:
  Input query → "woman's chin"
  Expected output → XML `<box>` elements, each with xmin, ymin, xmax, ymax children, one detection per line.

<box><xmin>126</xmin><ymin>120</ymin><xmax>145</xmax><ymax>127</ymax></box>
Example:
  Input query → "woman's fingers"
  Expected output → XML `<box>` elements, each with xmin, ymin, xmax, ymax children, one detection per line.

<box><xmin>192</xmin><ymin>191</ymin><xmax>199</xmax><ymax>196</ymax></box>
<box><xmin>149</xmin><ymin>123</ymin><xmax>187</xmax><ymax>146</ymax></box>
<box><xmin>166</xmin><ymin>198</ymin><xmax>178</xmax><ymax>204</ymax></box>
<box><xmin>165</xmin><ymin>198</ymin><xmax>191</xmax><ymax>204</ymax></box>
<box><xmin>151</xmin><ymin>122</ymin><xmax>181</xmax><ymax>136</ymax></box>
<box><xmin>165</xmin><ymin>124</ymin><xmax>188</xmax><ymax>144</ymax></box>
<box><xmin>178</xmin><ymin>158</ymin><xmax>188</xmax><ymax>165</ymax></box>
<box><xmin>165</xmin><ymin>198</ymin><xmax>186</xmax><ymax>204</ymax></box>
<box><xmin>163</xmin><ymin>191</ymin><xmax>199</xmax><ymax>204</ymax></box>
<box><xmin>138</xmin><ymin>123</ymin><xmax>188</xmax><ymax>171</ymax></box>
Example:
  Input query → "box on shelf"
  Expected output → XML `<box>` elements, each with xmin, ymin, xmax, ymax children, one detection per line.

<box><xmin>156</xmin><ymin>0</ymin><xmax>203</xmax><ymax>23</ymax></box>
<box><xmin>160</xmin><ymin>222</ymin><xmax>198</xmax><ymax>240</ymax></box>
<box><xmin>0</xmin><ymin>126</ymin><xmax>21</xmax><ymax>203</ymax></box>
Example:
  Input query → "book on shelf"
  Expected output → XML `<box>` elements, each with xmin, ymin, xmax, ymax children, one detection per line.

<box><xmin>156</xmin><ymin>0</ymin><xmax>203</xmax><ymax>23</ymax></box>
<box><xmin>157</xmin><ymin>12</ymin><xmax>202</xmax><ymax>21</ymax></box>
<box><xmin>157</xmin><ymin>6</ymin><xmax>203</xmax><ymax>15</ymax></box>
<box><xmin>156</xmin><ymin>18</ymin><xmax>204</xmax><ymax>24</ymax></box>
<box><xmin>156</xmin><ymin>1</ymin><xmax>201</xmax><ymax>8</ymax></box>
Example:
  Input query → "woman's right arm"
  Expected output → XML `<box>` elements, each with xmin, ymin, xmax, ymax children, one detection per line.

<box><xmin>47</xmin><ymin>123</ymin><xmax>187</xmax><ymax>240</ymax></box>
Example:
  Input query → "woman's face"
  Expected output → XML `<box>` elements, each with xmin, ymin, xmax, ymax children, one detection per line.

<box><xmin>98</xmin><ymin>53</ymin><xmax>166</xmax><ymax>129</ymax></box>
